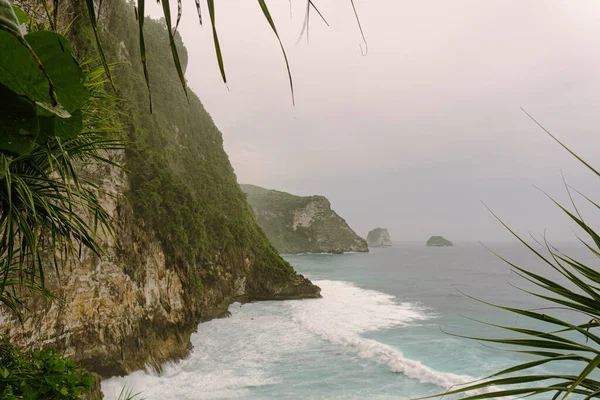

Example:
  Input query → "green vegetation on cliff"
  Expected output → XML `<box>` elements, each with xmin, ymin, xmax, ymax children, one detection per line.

<box><xmin>0</xmin><ymin>0</ymin><xmax>319</xmax><ymax>381</ymax></box>
<box><xmin>241</xmin><ymin>184</ymin><xmax>368</xmax><ymax>254</ymax></box>
<box><xmin>60</xmin><ymin>0</ymin><xmax>319</xmax><ymax>317</ymax></box>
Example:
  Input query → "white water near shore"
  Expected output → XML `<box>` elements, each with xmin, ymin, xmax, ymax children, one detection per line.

<box><xmin>289</xmin><ymin>281</ymin><xmax>474</xmax><ymax>389</ymax></box>
<box><xmin>102</xmin><ymin>279</ymin><xmax>476</xmax><ymax>399</ymax></box>
<box><xmin>103</xmin><ymin>245</ymin><xmax>592</xmax><ymax>399</ymax></box>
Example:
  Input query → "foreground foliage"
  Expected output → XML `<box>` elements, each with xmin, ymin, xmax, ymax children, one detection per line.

<box><xmin>427</xmin><ymin>128</ymin><xmax>600</xmax><ymax>399</ymax></box>
<box><xmin>0</xmin><ymin>4</ymin><xmax>124</xmax><ymax>398</ymax></box>
<box><xmin>0</xmin><ymin>340</ymin><xmax>94</xmax><ymax>399</ymax></box>
<box><xmin>0</xmin><ymin>3</ymin><xmax>124</xmax><ymax>318</ymax></box>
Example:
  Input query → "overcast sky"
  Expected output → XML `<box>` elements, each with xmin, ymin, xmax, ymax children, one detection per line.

<box><xmin>147</xmin><ymin>0</ymin><xmax>600</xmax><ymax>242</ymax></box>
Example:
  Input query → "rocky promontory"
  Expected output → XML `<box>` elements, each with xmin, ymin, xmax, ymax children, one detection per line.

<box><xmin>427</xmin><ymin>236</ymin><xmax>453</xmax><ymax>247</ymax></box>
<box><xmin>0</xmin><ymin>1</ymin><xmax>320</xmax><ymax>381</ymax></box>
<box><xmin>241</xmin><ymin>184</ymin><xmax>369</xmax><ymax>254</ymax></box>
<box><xmin>366</xmin><ymin>228</ymin><xmax>393</xmax><ymax>247</ymax></box>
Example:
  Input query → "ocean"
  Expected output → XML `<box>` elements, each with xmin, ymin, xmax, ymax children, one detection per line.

<box><xmin>102</xmin><ymin>243</ymin><xmax>595</xmax><ymax>399</ymax></box>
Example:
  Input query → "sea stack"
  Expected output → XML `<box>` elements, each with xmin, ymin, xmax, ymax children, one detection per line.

<box><xmin>426</xmin><ymin>236</ymin><xmax>453</xmax><ymax>247</ymax></box>
<box><xmin>366</xmin><ymin>228</ymin><xmax>392</xmax><ymax>247</ymax></box>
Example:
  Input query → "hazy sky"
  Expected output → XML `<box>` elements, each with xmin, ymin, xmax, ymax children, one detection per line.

<box><xmin>147</xmin><ymin>0</ymin><xmax>600</xmax><ymax>242</ymax></box>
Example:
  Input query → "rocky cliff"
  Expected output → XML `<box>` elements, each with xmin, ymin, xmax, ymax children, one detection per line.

<box><xmin>366</xmin><ymin>228</ymin><xmax>393</xmax><ymax>247</ymax></box>
<box><xmin>241</xmin><ymin>185</ymin><xmax>368</xmax><ymax>254</ymax></box>
<box><xmin>427</xmin><ymin>236</ymin><xmax>453</xmax><ymax>247</ymax></box>
<box><xmin>0</xmin><ymin>0</ymin><xmax>320</xmax><ymax>378</ymax></box>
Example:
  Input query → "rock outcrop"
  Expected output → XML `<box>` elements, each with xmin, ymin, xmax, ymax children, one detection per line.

<box><xmin>0</xmin><ymin>0</ymin><xmax>320</xmax><ymax>379</ymax></box>
<box><xmin>241</xmin><ymin>185</ymin><xmax>368</xmax><ymax>254</ymax></box>
<box><xmin>427</xmin><ymin>236</ymin><xmax>453</xmax><ymax>247</ymax></box>
<box><xmin>366</xmin><ymin>228</ymin><xmax>393</xmax><ymax>247</ymax></box>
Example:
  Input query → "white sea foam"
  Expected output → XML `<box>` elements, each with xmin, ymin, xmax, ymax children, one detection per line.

<box><xmin>101</xmin><ymin>364</ymin><xmax>271</xmax><ymax>400</ymax></box>
<box><xmin>102</xmin><ymin>280</ymin><xmax>479</xmax><ymax>399</ymax></box>
<box><xmin>292</xmin><ymin>280</ymin><xmax>476</xmax><ymax>389</ymax></box>
<box><xmin>102</xmin><ymin>298</ymin><xmax>317</xmax><ymax>399</ymax></box>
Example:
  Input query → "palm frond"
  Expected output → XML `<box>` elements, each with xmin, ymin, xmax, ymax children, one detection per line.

<box><xmin>83</xmin><ymin>0</ymin><xmax>115</xmax><ymax>91</ymax></box>
<box><xmin>0</xmin><ymin>63</ymin><xmax>126</xmax><ymax>318</ymax></box>
<box><xmin>160</xmin><ymin>0</ymin><xmax>188</xmax><ymax>97</ymax></box>
<box><xmin>430</xmin><ymin>118</ymin><xmax>600</xmax><ymax>399</ymax></box>
<box><xmin>77</xmin><ymin>0</ymin><xmax>366</xmax><ymax>109</ymax></box>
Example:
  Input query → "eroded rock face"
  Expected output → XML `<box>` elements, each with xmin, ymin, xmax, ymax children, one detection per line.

<box><xmin>293</xmin><ymin>200</ymin><xmax>323</xmax><ymax>230</ymax></box>
<box><xmin>241</xmin><ymin>185</ymin><xmax>369</xmax><ymax>254</ymax></box>
<box><xmin>366</xmin><ymin>228</ymin><xmax>393</xmax><ymax>247</ymax></box>
<box><xmin>0</xmin><ymin>0</ymin><xmax>320</xmax><ymax>378</ymax></box>
<box><xmin>0</xmin><ymin>150</ymin><xmax>320</xmax><ymax>378</ymax></box>
<box><xmin>0</xmin><ymin>151</ymin><xmax>192</xmax><ymax>377</ymax></box>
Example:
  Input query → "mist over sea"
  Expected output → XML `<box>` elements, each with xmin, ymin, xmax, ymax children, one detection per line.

<box><xmin>103</xmin><ymin>243</ymin><xmax>592</xmax><ymax>399</ymax></box>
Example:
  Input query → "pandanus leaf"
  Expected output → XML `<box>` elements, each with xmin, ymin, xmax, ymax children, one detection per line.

<box><xmin>161</xmin><ymin>0</ymin><xmax>188</xmax><ymax>97</ymax></box>
<box><xmin>257</xmin><ymin>0</ymin><xmax>294</xmax><ymax>103</ymax></box>
<box><xmin>207</xmin><ymin>0</ymin><xmax>226</xmax><ymax>83</ymax></box>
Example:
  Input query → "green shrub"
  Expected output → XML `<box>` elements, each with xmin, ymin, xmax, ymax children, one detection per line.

<box><xmin>0</xmin><ymin>340</ymin><xmax>94</xmax><ymax>399</ymax></box>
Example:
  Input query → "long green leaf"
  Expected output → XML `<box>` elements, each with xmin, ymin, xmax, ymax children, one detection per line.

<box><xmin>83</xmin><ymin>0</ymin><xmax>115</xmax><ymax>90</ymax></box>
<box><xmin>298</xmin><ymin>1</ymin><xmax>330</xmax><ymax>43</ymax></box>
<box><xmin>53</xmin><ymin>0</ymin><xmax>59</xmax><ymax>32</ymax></box>
<box><xmin>194</xmin><ymin>0</ymin><xmax>202</xmax><ymax>24</ymax></box>
<box><xmin>547</xmin><ymin>247</ymin><xmax>600</xmax><ymax>306</ymax></box>
<box><xmin>257</xmin><ymin>0</ymin><xmax>294</xmax><ymax>103</ymax></box>
<box><xmin>464</xmin><ymin>316</ymin><xmax>584</xmax><ymax>346</ymax></box>
<box><xmin>483</xmin><ymin>243</ymin><xmax>600</xmax><ymax>316</ymax></box>
<box><xmin>0</xmin><ymin>63</ymin><xmax>124</xmax><ymax>319</ymax></box>
<box><xmin>583</xmin><ymin>388</ymin><xmax>600</xmax><ymax>400</ymax></box>
<box><xmin>542</xmin><ymin>190</ymin><xmax>600</xmax><ymax>250</ymax></box>
<box><xmin>512</xmin><ymin>268</ymin><xmax>600</xmax><ymax>320</ymax></box>
<box><xmin>174</xmin><ymin>0</ymin><xmax>182</xmax><ymax>35</ymax></box>
<box><xmin>136</xmin><ymin>0</ymin><xmax>152</xmax><ymax>112</ymax></box>
<box><xmin>206</xmin><ymin>0</ymin><xmax>226</xmax><ymax>83</ymax></box>
<box><xmin>489</xmin><ymin>354</ymin><xmax>589</xmax><ymax>378</ymax></box>
<box><xmin>564</xmin><ymin>354</ymin><xmax>600</xmax><ymax>399</ymax></box>
<box><xmin>557</xmin><ymin>253</ymin><xmax>600</xmax><ymax>286</ymax></box>
<box><xmin>349</xmin><ymin>0</ymin><xmax>367</xmax><ymax>55</ymax></box>
<box><xmin>522</xmin><ymin>108</ymin><xmax>600</xmax><ymax>177</ymax></box>
<box><xmin>439</xmin><ymin>377</ymin><xmax>600</xmax><ymax>400</ymax></box>
<box><xmin>39</xmin><ymin>0</ymin><xmax>54</xmax><ymax>30</ymax></box>
<box><xmin>458</xmin><ymin>290</ymin><xmax>600</xmax><ymax>348</ymax></box>
<box><xmin>161</xmin><ymin>0</ymin><xmax>188</xmax><ymax>97</ymax></box>
<box><xmin>569</xmin><ymin>186</ymin><xmax>600</xmax><ymax>214</ymax></box>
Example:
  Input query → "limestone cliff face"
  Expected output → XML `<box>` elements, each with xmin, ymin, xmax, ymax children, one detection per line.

<box><xmin>0</xmin><ymin>153</ymin><xmax>193</xmax><ymax>376</ymax></box>
<box><xmin>241</xmin><ymin>185</ymin><xmax>368</xmax><ymax>254</ymax></box>
<box><xmin>0</xmin><ymin>150</ymin><xmax>319</xmax><ymax>377</ymax></box>
<box><xmin>0</xmin><ymin>0</ymin><xmax>320</xmax><ymax>378</ymax></box>
<box><xmin>366</xmin><ymin>228</ymin><xmax>393</xmax><ymax>247</ymax></box>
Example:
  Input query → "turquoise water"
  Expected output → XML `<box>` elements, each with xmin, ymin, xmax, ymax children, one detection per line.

<box><xmin>102</xmin><ymin>243</ymin><xmax>595</xmax><ymax>399</ymax></box>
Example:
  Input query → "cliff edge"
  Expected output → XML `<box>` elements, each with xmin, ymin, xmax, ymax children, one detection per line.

<box><xmin>241</xmin><ymin>185</ymin><xmax>368</xmax><ymax>254</ymax></box>
<box><xmin>0</xmin><ymin>0</ymin><xmax>320</xmax><ymax>378</ymax></box>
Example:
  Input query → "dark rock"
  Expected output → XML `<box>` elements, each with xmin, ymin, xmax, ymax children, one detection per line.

<box><xmin>426</xmin><ymin>236</ymin><xmax>453</xmax><ymax>247</ymax></box>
